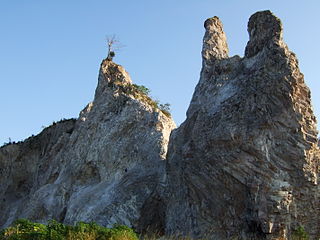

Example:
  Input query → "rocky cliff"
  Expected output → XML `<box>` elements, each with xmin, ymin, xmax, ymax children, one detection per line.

<box><xmin>0</xmin><ymin>60</ymin><xmax>176</xmax><ymax>231</ymax></box>
<box><xmin>165</xmin><ymin>10</ymin><xmax>319</xmax><ymax>239</ymax></box>
<box><xmin>0</xmin><ymin>10</ymin><xmax>319</xmax><ymax>240</ymax></box>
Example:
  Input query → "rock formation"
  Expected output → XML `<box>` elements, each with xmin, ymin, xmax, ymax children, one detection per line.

<box><xmin>0</xmin><ymin>60</ymin><xmax>176</xmax><ymax>231</ymax></box>
<box><xmin>165</xmin><ymin>10</ymin><xmax>319</xmax><ymax>239</ymax></box>
<box><xmin>0</xmin><ymin>10</ymin><xmax>319</xmax><ymax>240</ymax></box>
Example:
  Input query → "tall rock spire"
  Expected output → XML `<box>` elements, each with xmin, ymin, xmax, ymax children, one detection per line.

<box><xmin>188</xmin><ymin>17</ymin><xmax>233</xmax><ymax>118</ymax></box>
<box><xmin>202</xmin><ymin>16</ymin><xmax>229</xmax><ymax>67</ymax></box>
<box><xmin>245</xmin><ymin>10</ymin><xmax>283</xmax><ymax>57</ymax></box>
<box><xmin>165</xmin><ymin>10</ymin><xmax>319</xmax><ymax>240</ymax></box>
<box><xmin>0</xmin><ymin>10</ymin><xmax>318</xmax><ymax>240</ymax></box>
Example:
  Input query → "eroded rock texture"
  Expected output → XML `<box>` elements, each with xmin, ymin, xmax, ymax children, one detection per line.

<box><xmin>165</xmin><ymin>11</ymin><xmax>320</xmax><ymax>239</ymax></box>
<box><xmin>0</xmin><ymin>60</ymin><xmax>176</xmax><ymax>231</ymax></box>
<box><xmin>0</xmin><ymin>10</ymin><xmax>319</xmax><ymax>240</ymax></box>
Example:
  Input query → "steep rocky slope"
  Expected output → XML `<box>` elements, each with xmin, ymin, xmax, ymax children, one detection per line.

<box><xmin>165</xmin><ymin>11</ymin><xmax>319</xmax><ymax>239</ymax></box>
<box><xmin>0</xmin><ymin>10</ymin><xmax>319</xmax><ymax>240</ymax></box>
<box><xmin>0</xmin><ymin>119</ymin><xmax>76</xmax><ymax>226</ymax></box>
<box><xmin>0</xmin><ymin>60</ymin><xmax>176</xmax><ymax>231</ymax></box>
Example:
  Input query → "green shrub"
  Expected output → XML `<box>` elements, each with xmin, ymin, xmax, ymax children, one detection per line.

<box><xmin>0</xmin><ymin>219</ymin><xmax>138</xmax><ymax>240</ymax></box>
<box><xmin>107</xmin><ymin>80</ymin><xmax>171</xmax><ymax>117</ymax></box>
<box><xmin>132</xmin><ymin>84</ymin><xmax>150</xmax><ymax>96</ymax></box>
<box><xmin>159</xmin><ymin>103</ymin><xmax>171</xmax><ymax>117</ymax></box>
<box><xmin>292</xmin><ymin>226</ymin><xmax>309</xmax><ymax>240</ymax></box>
<box><xmin>130</xmin><ymin>84</ymin><xmax>171</xmax><ymax>117</ymax></box>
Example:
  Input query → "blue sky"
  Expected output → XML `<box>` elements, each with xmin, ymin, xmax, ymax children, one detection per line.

<box><xmin>1</xmin><ymin>1</ymin><xmax>320</xmax><ymax>144</ymax></box>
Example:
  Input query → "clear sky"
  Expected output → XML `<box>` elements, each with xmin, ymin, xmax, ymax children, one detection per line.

<box><xmin>1</xmin><ymin>1</ymin><xmax>319</xmax><ymax>144</ymax></box>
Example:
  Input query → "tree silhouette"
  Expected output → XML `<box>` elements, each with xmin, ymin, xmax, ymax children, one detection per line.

<box><xmin>106</xmin><ymin>35</ymin><xmax>123</xmax><ymax>60</ymax></box>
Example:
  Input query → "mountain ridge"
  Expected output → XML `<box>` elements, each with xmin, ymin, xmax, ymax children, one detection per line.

<box><xmin>0</xmin><ymin>10</ymin><xmax>319</xmax><ymax>240</ymax></box>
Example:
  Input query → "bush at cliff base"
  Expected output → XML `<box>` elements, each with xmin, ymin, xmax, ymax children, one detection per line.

<box><xmin>0</xmin><ymin>219</ymin><xmax>139</xmax><ymax>240</ymax></box>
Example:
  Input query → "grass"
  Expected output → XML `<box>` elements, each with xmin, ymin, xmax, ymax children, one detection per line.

<box><xmin>0</xmin><ymin>219</ymin><xmax>313</xmax><ymax>240</ymax></box>
<box><xmin>292</xmin><ymin>226</ymin><xmax>309</xmax><ymax>240</ymax></box>
<box><xmin>0</xmin><ymin>219</ymin><xmax>139</xmax><ymax>240</ymax></box>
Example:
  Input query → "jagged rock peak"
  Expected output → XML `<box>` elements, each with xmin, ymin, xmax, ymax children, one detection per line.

<box><xmin>0</xmin><ymin>57</ymin><xmax>176</xmax><ymax>230</ymax></box>
<box><xmin>165</xmin><ymin>10</ymin><xmax>319</xmax><ymax>240</ymax></box>
<box><xmin>94</xmin><ymin>59</ymin><xmax>132</xmax><ymax>101</ymax></box>
<box><xmin>202</xmin><ymin>16</ymin><xmax>229</xmax><ymax>67</ymax></box>
<box><xmin>245</xmin><ymin>10</ymin><xmax>283</xmax><ymax>57</ymax></box>
<box><xmin>100</xmin><ymin>59</ymin><xmax>132</xmax><ymax>85</ymax></box>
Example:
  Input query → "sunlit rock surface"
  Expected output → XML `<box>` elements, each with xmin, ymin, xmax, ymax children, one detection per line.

<box><xmin>0</xmin><ymin>60</ymin><xmax>176</xmax><ymax>231</ymax></box>
<box><xmin>0</xmin><ymin>10</ymin><xmax>319</xmax><ymax>240</ymax></box>
<box><xmin>165</xmin><ymin>10</ymin><xmax>319</xmax><ymax>240</ymax></box>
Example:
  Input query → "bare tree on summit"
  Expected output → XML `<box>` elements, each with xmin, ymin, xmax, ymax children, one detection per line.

<box><xmin>106</xmin><ymin>35</ymin><xmax>123</xmax><ymax>60</ymax></box>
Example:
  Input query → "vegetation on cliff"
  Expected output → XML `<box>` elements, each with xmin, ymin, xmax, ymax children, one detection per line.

<box><xmin>107</xmin><ymin>76</ymin><xmax>171</xmax><ymax>117</ymax></box>
<box><xmin>0</xmin><ymin>219</ymin><xmax>138</xmax><ymax>240</ymax></box>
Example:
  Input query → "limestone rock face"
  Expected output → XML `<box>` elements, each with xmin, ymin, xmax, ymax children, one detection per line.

<box><xmin>165</xmin><ymin>11</ymin><xmax>320</xmax><ymax>239</ymax></box>
<box><xmin>0</xmin><ymin>10</ymin><xmax>319</xmax><ymax>240</ymax></box>
<box><xmin>0</xmin><ymin>60</ymin><xmax>176</xmax><ymax>230</ymax></box>
<box><xmin>0</xmin><ymin>119</ymin><xmax>76</xmax><ymax>227</ymax></box>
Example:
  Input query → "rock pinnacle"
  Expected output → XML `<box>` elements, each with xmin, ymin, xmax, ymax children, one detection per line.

<box><xmin>245</xmin><ymin>10</ymin><xmax>283</xmax><ymax>57</ymax></box>
<box><xmin>202</xmin><ymin>16</ymin><xmax>229</xmax><ymax>68</ymax></box>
